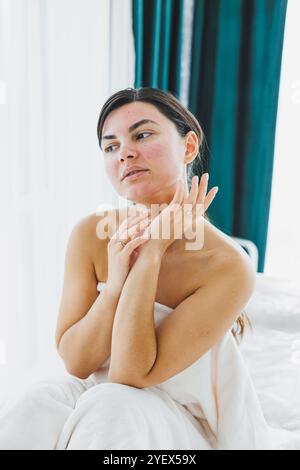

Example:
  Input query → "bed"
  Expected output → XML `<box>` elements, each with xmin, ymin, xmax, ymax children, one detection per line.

<box><xmin>232</xmin><ymin>236</ymin><xmax>300</xmax><ymax>438</ymax></box>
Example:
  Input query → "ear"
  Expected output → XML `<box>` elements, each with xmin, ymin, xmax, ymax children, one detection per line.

<box><xmin>183</xmin><ymin>131</ymin><xmax>199</xmax><ymax>165</ymax></box>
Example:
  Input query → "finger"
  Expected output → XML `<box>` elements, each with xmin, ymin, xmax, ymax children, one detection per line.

<box><xmin>111</xmin><ymin>211</ymin><xmax>150</xmax><ymax>240</ymax></box>
<box><xmin>196</xmin><ymin>173</ymin><xmax>209</xmax><ymax>205</ymax></box>
<box><xmin>118</xmin><ymin>217</ymin><xmax>151</xmax><ymax>243</ymax></box>
<box><xmin>113</xmin><ymin>222</ymin><xmax>148</xmax><ymax>250</ymax></box>
<box><xmin>126</xmin><ymin>217</ymin><xmax>152</xmax><ymax>238</ymax></box>
<box><xmin>203</xmin><ymin>187</ymin><xmax>219</xmax><ymax>212</ymax></box>
<box><xmin>184</xmin><ymin>175</ymin><xmax>199</xmax><ymax>207</ymax></box>
<box><xmin>121</xmin><ymin>233</ymin><xmax>150</xmax><ymax>255</ymax></box>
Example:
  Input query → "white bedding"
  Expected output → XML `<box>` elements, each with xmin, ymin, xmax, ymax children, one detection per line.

<box><xmin>239</xmin><ymin>274</ymin><xmax>300</xmax><ymax>435</ymax></box>
<box><xmin>0</xmin><ymin>274</ymin><xmax>299</xmax><ymax>450</ymax></box>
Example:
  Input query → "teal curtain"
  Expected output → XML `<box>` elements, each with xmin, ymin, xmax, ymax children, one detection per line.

<box><xmin>189</xmin><ymin>0</ymin><xmax>287</xmax><ymax>272</ymax></box>
<box><xmin>132</xmin><ymin>0</ymin><xmax>288</xmax><ymax>272</ymax></box>
<box><xmin>132</xmin><ymin>0</ymin><xmax>184</xmax><ymax>95</ymax></box>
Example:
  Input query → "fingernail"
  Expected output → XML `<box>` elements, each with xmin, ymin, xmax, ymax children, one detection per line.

<box><xmin>203</xmin><ymin>173</ymin><xmax>209</xmax><ymax>180</ymax></box>
<box><xmin>215</xmin><ymin>186</ymin><xmax>219</xmax><ymax>193</ymax></box>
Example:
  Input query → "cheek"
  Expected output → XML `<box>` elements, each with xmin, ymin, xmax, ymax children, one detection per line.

<box><xmin>145</xmin><ymin>143</ymin><xmax>168</xmax><ymax>162</ymax></box>
<box><xmin>147</xmin><ymin>144</ymin><xmax>181</xmax><ymax>181</ymax></box>
<box><xmin>104</xmin><ymin>160</ymin><xmax>120</xmax><ymax>186</ymax></box>
<box><xmin>144</xmin><ymin>143</ymin><xmax>178</xmax><ymax>171</ymax></box>
<box><xmin>145</xmin><ymin>143</ymin><xmax>165</xmax><ymax>159</ymax></box>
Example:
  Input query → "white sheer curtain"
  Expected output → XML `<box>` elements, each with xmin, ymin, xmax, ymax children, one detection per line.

<box><xmin>265</xmin><ymin>0</ymin><xmax>300</xmax><ymax>288</ymax></box>
<box><xmin>0</xmin><ymin>0</ymin><xmax>135</xmax><ymax>403</ymax></box>
<box><xmin>180</xmin><ymin>0</ymin><xmax>194</xmax><ymax>108</ymax></box>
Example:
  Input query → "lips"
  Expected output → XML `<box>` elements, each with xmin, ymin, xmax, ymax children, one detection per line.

<box><xmin>125</xmin><ymin>169</ymin><xmax>147</xmax><ymax>178</ymax></box>
<box><xmin>122</xmin><ymin>168</ymin><xmax>149</xmax><ymax>180</ymax></box>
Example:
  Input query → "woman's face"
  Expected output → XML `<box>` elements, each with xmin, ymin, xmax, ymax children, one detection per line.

<box><xmin>100</xmin><ymin>101</ymin><xmax>198</xmax><ymax>207</ymax></box>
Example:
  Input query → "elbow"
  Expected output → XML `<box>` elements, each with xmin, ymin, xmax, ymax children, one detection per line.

<box><xmin>107</xmin><ymin>372</ymin><xmax>142</xmax><ymax>388</ymax></box>
<box><xmin>56</xmin><ymin>344</ymin><xmax>91</xmax><ymax>380</ymax></box>
<box><xmin>65</xmin><ymin>362</ymin><xmax>92</xmax><ymax>380</ymax></box>
<box><xmin>70</xmin><ymin>371</ymin><xmax>91</xmax><ymax>380</ymax></box>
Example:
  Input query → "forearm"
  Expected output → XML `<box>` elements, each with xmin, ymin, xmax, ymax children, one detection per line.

<box><xmin>108</xmin><ymin>248</ymin><xmax>163</xmax><ymax>384</ymax></box>
<box><xmin>58</xmin><ymin>285</ymin><xmax>121</xmax><ymax>379</ymax></box>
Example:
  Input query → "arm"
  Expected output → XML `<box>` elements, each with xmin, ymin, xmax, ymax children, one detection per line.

<box><xmin>57</xmin><ymin>286</ymin><xmax>122</xmax><ymax>380</ymax></box>
<box><xmin>56</xmin><ymin>215</ymin><xmax>122</xmax><ymax>379</ymax></box>
<box><xmin>118</xmin><ymin>252</ymin><xmax>255</xmax><ymax>389</ymax></box>
<box><xmin>107</xmin><ymin>246</ymin><xmax>163</xmax><ymax>384</ymax></box>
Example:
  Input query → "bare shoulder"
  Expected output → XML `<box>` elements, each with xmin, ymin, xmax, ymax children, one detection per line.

<box><xmin>203</xmin><ymin>246</ymin><xmax>256</xmax><ymax>306</ymax></box>
<box><xmin>70</xmin><ymin>212</ymin><xmax>99</xmax><ymax>239</ymax></box>
<box><xmin>202</xmin><ymin>219</ymin><xmax>256</xmax><ymax>286</ymax></box>
<box><xmin>70</xmin><ymin>211</ymin><xmax>110</xmax><ymax>281</ymax></box>
<box><xmin>77</xmin><ymin>208</ymin><xmax>129</xmax><ymax>281</ymax></box>
<box><xmin>70</xmin><ymin>211</ymin><xmax>107</xmax><ymax>251</ymax></box>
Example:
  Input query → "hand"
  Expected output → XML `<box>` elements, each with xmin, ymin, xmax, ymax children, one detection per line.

<box><xmin>106</xmin><ymin>209</ymin><xmax>152</xmax><ymax>293</ymax></box>
<box><xmin>140</xmin><ymin>173</ymin><xmax>218</xmax><ymax>255</ymax></box>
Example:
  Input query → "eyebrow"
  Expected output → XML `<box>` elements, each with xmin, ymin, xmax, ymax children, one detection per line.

<box><xmin>101</xmin><ymin>119</ymin><xmax>160</xmax><ymax>143</ymax></box>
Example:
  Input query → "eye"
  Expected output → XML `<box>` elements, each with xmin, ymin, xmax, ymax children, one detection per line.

<box><xmin>104</xmin><ymin>132</ymin><xmax>152</xmax><ymax>153</ymax></box>
<box><xmin>136</xmin><ymin>131</ymin><xmax>152</xmax><ymax>140</ymax></box>
<box><xmin>104</xmin><ymin>145</ymin><xmax>116</xmax><ymax>153</ymax></box>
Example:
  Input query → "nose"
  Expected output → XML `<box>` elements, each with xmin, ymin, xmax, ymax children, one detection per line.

<box><xmin>119</xmin><ymin>155</ymin><xmax>135</xmax><ymax>162</ymax></box>
<box><xmin>119</xmin><ymin>145</ymin><xmax>138</xmax><ymax>162</ymax></box>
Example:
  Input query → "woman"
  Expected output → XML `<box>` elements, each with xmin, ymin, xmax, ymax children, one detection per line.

<box><xmin>0</xmin><ymin>87</ymin><xmax>277</xmax><ymax>450</ymax></box>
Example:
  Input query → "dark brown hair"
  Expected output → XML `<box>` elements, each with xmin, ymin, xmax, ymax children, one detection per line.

<box><xmin>97</xmin><ymin>87</ymin><xmax>253</xmax><ymax>344</ymax></box>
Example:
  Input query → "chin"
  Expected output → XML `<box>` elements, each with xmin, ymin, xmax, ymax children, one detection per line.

<box><xmin>124</xmin><ymin>186</ymin><xmax>151</xmax><ymax>200</ymax></box>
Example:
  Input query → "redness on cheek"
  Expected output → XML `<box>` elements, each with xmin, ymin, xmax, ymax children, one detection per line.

<box><xmin>145</xmin><ymin>144</ymin><xmax>170</xmax><ymax>164</ymax></box>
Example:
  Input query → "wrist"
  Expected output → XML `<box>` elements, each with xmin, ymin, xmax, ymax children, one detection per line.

<box><xmin>139</xmin><ymin>244</ymin><xmax>164</xmax><ymax>264</ymax></box>
<box><xmin>104</xmin><ymin>281</ymin><xmax>123</xmax><ymax>300</ymax></box>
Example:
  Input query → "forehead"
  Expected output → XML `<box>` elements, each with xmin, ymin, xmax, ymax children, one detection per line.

<box><xmin>102</xmin><ymin>101</ymin><xmax>171</xmax><ymax>136</ymax></box>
